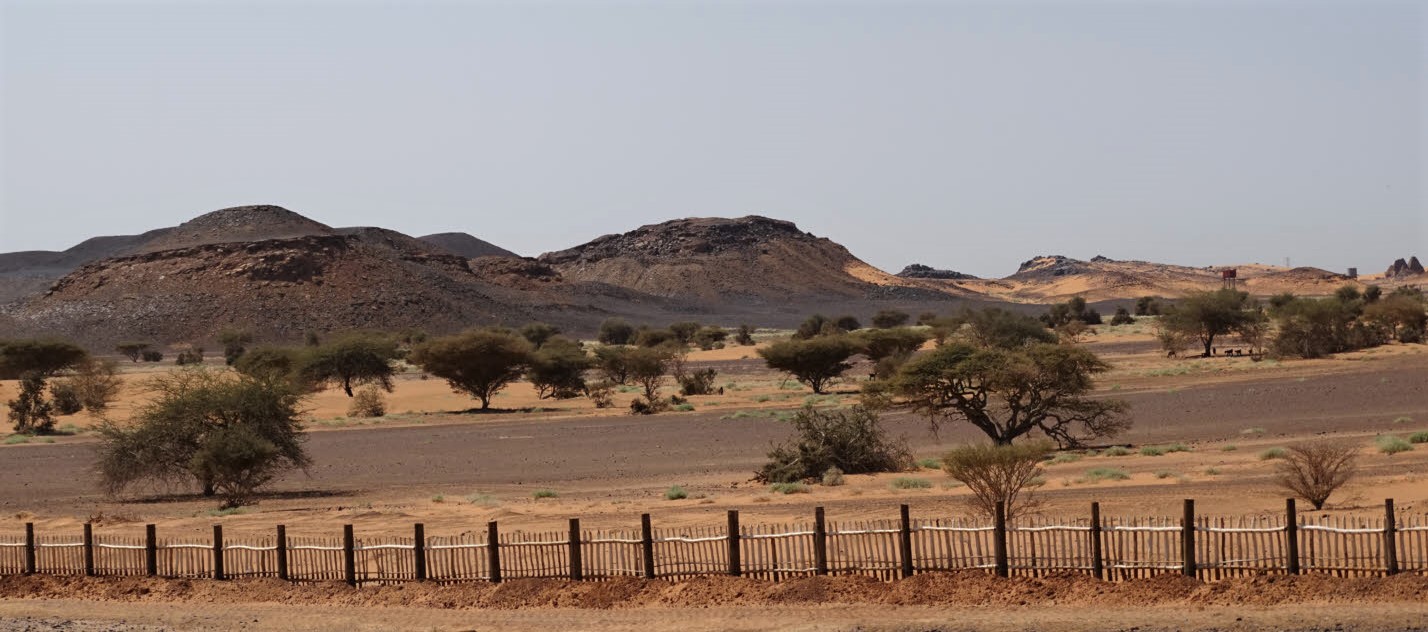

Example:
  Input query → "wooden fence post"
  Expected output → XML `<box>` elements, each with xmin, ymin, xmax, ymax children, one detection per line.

<box><xmin>23</xmin><ymin>523</ymin><xmax>35</xmax><ymax>575</ymax></box>
<box><xmin>1284</xmin><ymin>499</ymin><xmax>1299</xmax><ymax>575</ymax></box>
<box><xmin>898</xmin><ymin>504</ymin><xmax>914</xmax><ymax>579</ymax></box>
<box><xmin>276</xmin><ymin>525</ymin><xmax>288</xmax><ymax>581</ymax></box>
<box><xmin>640</xmin><ymin>514</ymin><xmax>656</xmax><ymax>580</ymax></box>
<box><xmin>212</xmin><ymin>524</ymin><xmax>225</xmax><ymax>580</ymax></box>
<box><xmin>1385</xmin><ymin>498</ymin><xmax>1399</xmax><ymax>576</ymax></box>
<box><xmin>342</xmin><ymin>524</ymin><xmax>356</xmax><ymax>586</ymax></box>
<box><xmin>145</xmin><ymin>524</ymin><xmax>157</xmax><ymax>577</ymax></box>
<box><xmin>568</xmin><ymin>518</ymin><xmax>582</xmax><ymax>581</ymax></box>
<box><xmin>993</xmin><ymin>501</ymin><xmax>1008</xmax><ymax>578</ymax></box>
<box><xmin>813</xmin><ymin>507</ymin><xmax>828</xmax><ymax>576</ymax></box>
<box><xmin>82</xmin><ymin>523</ymin><xmax>94</xmax><ymax>577</ymax></box>
<box><xmin>727</xmin><ymin>510</ymin><xmax>742</xmax><ymax>577</ymax></box>
<box><xmin>1181</xmin><ymin>499</ymin><xmax>1196</xmax><ymax>578</ymax></box>
<box><xmin>487</xmin><ymin>521</ymin><xmax>501</xmax><ymax>584</ymax></box>
<box><xmin>414</xmin><ymin>523</ymin><xmax>427</xmax><ymax>582</ymax></box>
<box><xmin>1090</xmin><ymin>502</ymin><xmax>1104</xmax><ymax>581</ymax></box>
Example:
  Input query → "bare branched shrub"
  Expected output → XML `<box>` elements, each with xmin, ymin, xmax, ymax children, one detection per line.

<box><xmin>1275</xmin><ymin>441</ymin><xmax>1358</xmax><ymax>510</ymax></box>
<box><xmin>941</xmin><ymin>442</ymin><xmax>1051</xmax><ymax>521</ymax></box>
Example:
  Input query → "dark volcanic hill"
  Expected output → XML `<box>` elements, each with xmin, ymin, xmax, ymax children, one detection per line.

<box><xmin>418</xmin><ymin>232</ymin><xmax>519</xmax><ymax>259</ymax></box>
<box><xmin>537</xmin><ymin>216</ymin><xmax>948</xmax><ymax>304</ymax></box>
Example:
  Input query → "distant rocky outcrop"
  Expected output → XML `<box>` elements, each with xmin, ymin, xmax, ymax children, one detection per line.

<box><xmin>419</xmin><ymin>233</ymin><xmax>519</xmax><ymax>259</ymax></box>
<box><xmin>1385</xmin><ymin>256</ymin><xmax>1425</xmax><ymax>278</ymax></box>
<box><xmin>896</xmin><ymin>264</ymin><xmax>977</xmax><ymax>280</ymax></box>
<box><xmin>1010</xmin><ymin>255</ymin><xmax>1092</xmax><ymax>279</ymax></box>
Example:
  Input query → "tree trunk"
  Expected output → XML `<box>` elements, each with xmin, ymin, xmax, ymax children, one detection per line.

<box><xmin>343</xmin><ymin>377</ymin><xmax>353</xmax><ymax>398</ymax></box>
<box><xmin>202</xmin><ymin>481</ymin><xmax>215</xmax><ymax>497</ymax></box>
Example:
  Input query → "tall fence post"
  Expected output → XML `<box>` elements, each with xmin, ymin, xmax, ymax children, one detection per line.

<box><xmin>1284</xmin><ymin>499</ymin><xmax>1299</xmax><ymax>575</ymax></box>
<box><xmin>342</xmin><ymin>524</ymin><xmax>356</xmax><ymax>586</ymax></box>
<box><xmin>568</xmin><ymin>518</ymin><xmax>582</xmax><ymax>581</ymax></box>
<box><xmin>993</xmin><ymin>501</ymin><xmax>1008</xmax><ymax>578</ymax></box>
<box><xmin>1181</xmin><ymin>499</ymin><xmax>1196</xmax><ymax>579</ymax></box>
<box><xmin>640</xmin><ymin>514</ymin><xmax>656</xmax><ymax>580</ymax></box>
<box><xmin>813</xmin><ymin>507</ymin><xmax>828</xmax><ymax>576</ymax></box>
<box><xmin>82</xmin><ymin>523</ymin><xmax>95</xmax><ymax>577</ymax></box>
<box><xmin>1090</xmin><ymin>502</ymin><xmax>1104</xmax><ymax>581</ymax></box>
<box><xmin>23</xmin><ymin>523</ymin><xmax>35</xmax><ymax>575</ymax></box>
<box><xmin>898</xmin><ymin>504</ymin><xmax>914</xmax><ymax>579</ymax></box>
<box><xmin>212</xmin><ymin>524</ymin><xmax>225</xmax><ymax>580</ymax></box>
<box><xmin>487</xmin><ymin>521</ymin><xmax>501</xmax><ymax>584</ymax></box>
<box><xmin>1385</xmin><ymin>498</ymin><xmax>1399</xmax><ymax>576</ymax></box>
<box><xmin>145</xmin><ymin>524</ymin><xmax>157</xmax><ymax>577</ymax></box>
<box><xmin>276</xmin><ymin>525</ymin><xmax>288</xmax><ymax>581</ymax></box>
<box><xmin>727</xmin><ymin>510</ymin><xmax>742</xmax><ymax>577</ymax></box>
<box><xmin>413</xmin><ymin>523</ymin><xmax>427</xmax><ymax>582</ymax></box>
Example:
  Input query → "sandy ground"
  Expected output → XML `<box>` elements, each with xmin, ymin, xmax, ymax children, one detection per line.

<box><xmin>1</xmin><ymin>573</ymin><xmax>1428</xmax><ymax>630</ymax></box>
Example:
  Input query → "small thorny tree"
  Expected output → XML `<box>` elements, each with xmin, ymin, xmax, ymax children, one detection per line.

<box><xmin>893</xmin><ymin>342</ymin><xmax>1129</xmax><ymax>447</ymax></box>
<box><xmin>1275</xmin><ymin>441</ymin><xmax>1358</xmax><ymax>510</ymax></box>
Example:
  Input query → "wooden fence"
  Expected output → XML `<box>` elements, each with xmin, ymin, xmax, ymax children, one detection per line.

<box><xmin>2</xmin><ymin>499</ymin><xmax>1424</xmax><ymax>585</ymax></box>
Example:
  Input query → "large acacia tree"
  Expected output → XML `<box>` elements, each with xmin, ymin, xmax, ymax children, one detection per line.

<box><xmin>759</xmin><ymin>335</ymin><xmax>861</xmax><ymax>394</ymax></box>
<box><xmin>893</xmin><ymin>342</ymin><xmax>1128</xmax><ymax>447</ymax></box>
<box><xmin>410</xmin><ymin>329</ymin><xmax>532</xmax><ymax>410</ymax></box>
<box><xmin>299</xmin><ymin>334</ymin><xmax>401</xmax><ymax>397</ymax></box>
<box><xmin>1160</xmin><ymin>289</ymin><xmax>1265</xmax><ymax>357</ymax></box>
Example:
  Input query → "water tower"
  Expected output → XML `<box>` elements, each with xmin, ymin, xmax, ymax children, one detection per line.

<box><xmin>1221</xmin><ymin>268</ymin><xmax>1237</xmax><ymax>290</ymax></box>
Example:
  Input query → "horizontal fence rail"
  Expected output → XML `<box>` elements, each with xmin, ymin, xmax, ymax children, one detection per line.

<box><xmin>2</xmin><ymin>499</ymin><xmax>1424</xmax><ymax>586</ymax></box>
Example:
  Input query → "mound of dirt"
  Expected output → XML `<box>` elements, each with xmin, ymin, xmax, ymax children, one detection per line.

<box><xmin>2</xmin><ymin>572</ymin><xmax>1425</xmax><ymax>610</ymax></box>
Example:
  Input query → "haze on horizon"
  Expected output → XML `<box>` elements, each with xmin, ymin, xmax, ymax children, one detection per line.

<box><xmin>1</xmin><ymin>0</ymin><xmax>1423</xmax><ymax>279</ymax></box>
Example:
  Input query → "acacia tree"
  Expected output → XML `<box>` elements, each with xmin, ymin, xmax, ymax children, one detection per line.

<box><xmin>96</xmin><ymin>369</ymin><xmax>310</xmax><ymax>507</ymax></box>
<box><xmin>0</xmin><ymin>339</ymin><xmax>89</xmax><ymax>379</ymax></box>
<box><xmin>299</xmin><ymin>334</ymin><xmax>400</xmax><ymax>397</ymax></box>
<box><xmin>115</xmin><ymin>342</ymin><xmax>151</xmax><ymax>363</ymax></box>
<box><xmin>1160</xmin><ymin>289</ymin><xmax>1264</xmax><ymax>357</ymax></box>
<box><xmin>893</xmin><ymin>342</ymin><xmax>1129</xmax><ymax>447</ymax></box>
<box><xmin>625</xmin><ymin>345</ymin><xmax>675</xmax><ymax>402</ymax></box>
<box><xmin>410</xmin><ymin>329</ymin><xmax>532</xmax><ymax>410</ymax></box>
<box><xmin>758</xmin><ymin>336</ymin><xmax>861</xmax><ymax>394</ymax></box>
<box><xmin>527</xmin><ymin>337</ymin><xmax>592</xmax><ymax>399</ymax></box>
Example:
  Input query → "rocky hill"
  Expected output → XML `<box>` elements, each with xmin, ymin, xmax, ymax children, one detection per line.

<box><xmin>537</xmin><ymin>216</ymin><xmax>955</xmax><ymax>304</ymax></box>
<box><xmin>418</xmin><ymin>233</ymin><xmax>519</xmax><ymax>259</ymax></box>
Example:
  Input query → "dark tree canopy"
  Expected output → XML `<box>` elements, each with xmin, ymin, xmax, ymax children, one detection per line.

<box><xmin>1160</xmin><ymin>289</ymin><xmax>1264</xmax><ymax>357</ymax></box>
<box><xmin>854</xmin><ymin>327</ymin><xmax>931</xmax><ymax>364</ymax></box>
<box><xmin>597</xmin><ymin>318</ymin><xmax>636</xmax><ymax>345</ymax></box>
<box><xmin>527</xmin><ymin>337</ymin><xmax>592</xmax><ymax>399</ymax></box>
<box><xmin>299</xmin><ymin>334</ymin><xmax>401</xmax><ymax>397</ymax></box>
<box><xmin>871</xmin><ymin>309</ymin><xmax>911</xmax><ymax>329</ymax></box>
<box><xmin>115</xmin><ymin>342</ymin><xmax>151</xmax><ymax>363</ymax></box>
<box><xmin>410</xmin><ymin>329</ymin><xmax>533</xmax><ymax>410</ymax></box>
<box><xmin>959</xmin><ymin>308</ymin><xmax>1057</xmax><ymax>349</ymax></box>
<box><xmin>624</xmin><ymin>345</ymin><xmax>676</xmax><ymax>401</ymax></box>
<box><xmin>758</xmin><ymin>336</ymin><xmax>861</xmax><ymax>394</ymax></box>
<box><xmin>96</xmin><ymin>369</ymin><xmax>310</xmax><ymax>507</ymax></box>
<box><xmin>519</xmin><ymin>322</ymin><xmax>561</xmax><ymax>349</ymax></box>
<box><xmin>757</xmin><ymin>406</ymin><xmax>912</xmax><ymax>484</ymax></box>
<box><xmin>0</xmin><ymin>339</ymin><xmax>89</xmax><ymax>379</ymax></box>
<box><xmin>233</xmin><ymin>346</ymin><xmax>307</xmax><ymax>385</ymax></box>
<box><xmin>893</xmin><ymin>342</ymin><xmax>1129</xmax><ymax>447</ymax></box>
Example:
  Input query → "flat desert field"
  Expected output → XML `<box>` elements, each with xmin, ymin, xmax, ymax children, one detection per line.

<box><xmin>3</xmin><ymin>326</ymin><xmax>1428</xmax><ymax>630</ymax></box>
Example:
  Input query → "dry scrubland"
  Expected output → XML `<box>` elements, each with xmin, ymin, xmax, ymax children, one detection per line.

<box><xmin>3</xmin><ymin>323</ymin><xmax>1428</xmax><ymax>630</ymax></box>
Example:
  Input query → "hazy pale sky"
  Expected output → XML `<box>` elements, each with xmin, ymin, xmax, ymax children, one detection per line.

<box><xmin>1</xmin><ymin>0</ymin><xmax>1423</xmax><ymax>278</ymax></box>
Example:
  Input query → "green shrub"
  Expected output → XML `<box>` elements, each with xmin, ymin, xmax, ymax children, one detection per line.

<box><xmin>4</xmin><ymin>435</ymin><xmax>30</xmax><ymax>445</ymax></box>
<box><xmin>1102</xmin><ymin>446</ymin><xmax>1132</xmax><ymax>457</ymax></box>
<box><xmin>673</xmin><ymin>403</ymin><xmax>695</xmax><ymax>412</ymax></box>
<box><xmin>348</xmin><ymin>386</ymin><xmax>387</xmax><ymax>418</ymax></box>
<box><xmin>1139</xmin><ymin>446</ymin><xmax>1166</xmax><ymax>457</ymax></box>
<box><xmin>1241</xmin><ymin>427</ymin><xmax>1266</xmax><ymax>435</ymax></box>
<box><xmin>1221</xmin><ymin>444</ymin><xmax>1238</xmax><ymax>452</ymax></box>
<box><xmin>917</xmin><ymin>458</ymin><xmax>943</xmax><ymax>469</ymax></box>
<box><xmin>664</xmin><ymin>485</ymin><xmax>688</xmax><ymax>500</ymax></box>
<box><xmin>49</xmin><ymin>381</ymin><xmax>84</xmax><ymax>416</ymax></box>
<box><xmin>942</xmin><ymin>442</ymin><xmax>1050</xmax><ymax>521</ymax></box>
<box><xmin>1165</xmin><ymin>443</ymin><xmax>1190</xmax><ymax>453</ymax></box>
<box><xmin>1259</xmin><ymin>447</ymin><xmax>1287</xmax><ymax>460</ymax></box>
<box><xmin>1082</xmin><ymin>467</ymin><xmax>1130</xmax><ymax>482</ymax></box>
<box><xmin>770</xmin><ymin>482</ymin><xmax>810</xmax><ymax>495</ymax></box>
<box><xmin>890</xmin><ymin>477</ymin><xmax>932</xmax><ymax>490</ymax></box>
<box><xmin>1376</xmin><ymin>435</ymin><xmax>1413</xmax><ymax>455</ymax></box>
<box><xmin>532</xmin><ymin>489</ymin><xmax>559</xmax><ymax>499</ymax></box>
<box><xmin>431</xmin><ymin>494</ymin><xmax>445</xmax><ymax>503</ymax></box>
<box><xmin>1154</xmin><ymin>470</ymin><xmax>1177</xmax><ymax>479</ymax></box>
<box><xmin>1408</xmin><ymin>431</ymin><xmax>1428</xmax><ymax>444</ymax></box>
<box><xmin>1048</xmin><ymin>452</ymin><xmax>1083</xmax><ymax>464</ymax></box>
<box><xmin>1204</xmin><ymin>467</ymin><xmax>1221</xmax><ymax>476</ymax></box>
<box><xmin>757</xmin><ymin>406</ymin><xmax>911</xmax><ymax>484</ymax></box>
<box><xmin>821</xmin><ymin>466</ymin><xmax>845</xmax><ymax>487</ymax></box>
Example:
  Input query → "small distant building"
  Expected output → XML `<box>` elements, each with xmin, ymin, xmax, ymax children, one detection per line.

<box><xmin>1347</xmin><ymin>267</ymin><xmax>1358</xmax><ymax>279</ymax></box>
